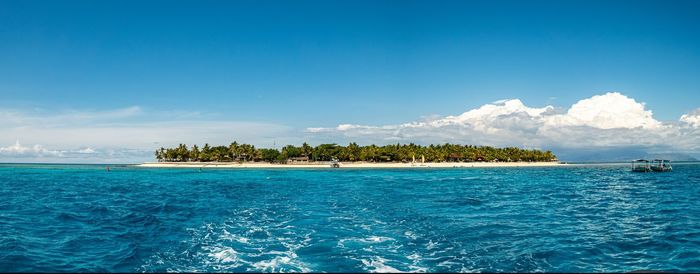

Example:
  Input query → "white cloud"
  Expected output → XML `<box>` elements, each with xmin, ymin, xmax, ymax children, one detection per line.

<box><xmin>0</xmin><ymin>141</ymin><xmax>63</xmax><ymax>157</ymax></box>
<box><xmin>2</xmin><ymin>93</ymin><xmax>698</xmax><ymax>163</ymax></box>
<box><xmin>76</xmin><ymin>147</ymin><xmax>96</xmax><ymax>154</ymax></box>
<box><xmin>0</xmin><ymin>141</ymin><xmax>143</xmax><ymax>163</ymax></box>
<box><xmin>680</xmin><ymin>109</ymin><xmax>700</xmax><ymax>128</ymax></box>
<box><xmin>306</xmin><ymin>127</ymin><xmax>330</xmax><ymax>133</ymax></box>
<box><xmin>306</xmin><ymin>92</ymin><xmax>700</xmax><ymax>153</ymax></box>
<box><xmin>0</xmin><ymin>106</ymin><xmax>298</xmax><ymax>163</ymax></box>
<box><xmin>543</xmin><ymin>92</ymin><xmax>662</xmax><ymax>129</ymax></box>
<box><xmin>0</xmin><ymin>106</ymin><xmax>295</xmax><ymax>148</ymax></box>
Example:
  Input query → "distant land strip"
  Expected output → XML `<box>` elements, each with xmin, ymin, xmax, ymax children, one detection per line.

<box><xmin>153</xmin><ymin>142</ymin><xmax>558</xmax><ymax>164</ymax></box>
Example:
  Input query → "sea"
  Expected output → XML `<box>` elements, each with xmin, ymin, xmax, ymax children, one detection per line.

<box><xmin>1</xmin><ymin>163</ymin><xmax>699</xmax><ymax>272</ymax></box>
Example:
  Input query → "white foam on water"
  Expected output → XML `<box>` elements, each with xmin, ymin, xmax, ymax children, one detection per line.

<box><xmin>338</xmin><ymin>236</ymin><xmax>395</xmax><ymax>248</ymax></box>
<box><xmin>339</xmin><ymin>233</ymin><xmax>430</xmax><ymax>273</ymax></box>
<box><xmin>252</xmin><ymin>256</ymin><xmax>292</xmax><ymax>272</ymax></box>
<box><xmin>367</xmin><ymin>236</ymin><xmax>393</xmax><ymax>243</ymax></box>
<box><xmin>426</xmin><ymin>240</ymin><xmax>438</xmax><ymax>250</ymax></box>
<box><xmin>405</xmin><ymin>253</ymin><xmax>429</xmax><ymax>273</ymax></box>
<box><xmin>404</xmin><ymin>231</ymin><xmax>418</xmax><ymax>240</ymax></box>
<box><xmin>205</xmin><ymin>246</ymin><xmax>240</xmax><ymax>264</ymax></box>
<box><xmin>328</xmin><ymin>216</ymin><xmax>355</xmax><ymax>221</ymax></box>
<box><xmin>250</xmin><ymin>250</ymin><xmax>311</xmax><ymax>273</ymax></box>
<box><xmin>220</xmin><ymin>228</ymin><xmax>250</xmax><ymax>244</ymax></box>
<box><xmin>141</xmin><ymin>207</ymin><xmax>314</xmax><ymax>272</ymax></box>
<box><xmin>362</xmin><ymin>256</ymin><xmax>404</xmax><ymax>273</ymax></box>
<box><xmin>373</xmin><ymin>220</ymin><xmax>388</xmax><ymax>225</ymax></box>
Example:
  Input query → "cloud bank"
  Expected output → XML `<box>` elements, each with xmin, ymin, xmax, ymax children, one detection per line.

<box><xmin>0</xmin><ymin>107</ymin><xmax>296</xmax><ymax>163</ymax></box>
<box><xmin>308</xmin><ymin>92</ymin><xmax>700</xmax><ymax>158</ymax></box>
<box><xmin>0</xmin><ymin>141</ymin><xmax>63</xmax><ymax>157</ymax></box>
<box><xmin>1</xmin><ymin>92</ymin><xmax>698</xmax><ymax>162</ymax></box>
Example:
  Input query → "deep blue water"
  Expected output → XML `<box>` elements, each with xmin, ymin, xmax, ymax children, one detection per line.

<box><xmin>1</xmin><ymin>163</ymin><xmax>700</xmax><ymax>272</ymax></box>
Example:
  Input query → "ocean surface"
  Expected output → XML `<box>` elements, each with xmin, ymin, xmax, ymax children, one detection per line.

<box><xmin>1</xmin><ymin>163</ymin><xmax>699</xmax><ymax>272</ymax></box>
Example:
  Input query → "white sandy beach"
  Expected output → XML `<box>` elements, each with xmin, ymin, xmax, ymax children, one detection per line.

<box><xmin>137</xmin><ymin>161</ymin><xmax>565</xmax><ymax>168</ymax></box>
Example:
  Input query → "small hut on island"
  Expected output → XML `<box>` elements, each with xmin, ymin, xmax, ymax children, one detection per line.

<box><xmin>287</xmin><ymin>156</ymin><xmax>310</xmax><ymax>164</ymax></box>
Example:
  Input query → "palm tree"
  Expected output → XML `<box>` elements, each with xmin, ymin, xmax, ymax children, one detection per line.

<box><xmin>190</xmin><ymin>144</ymin><xmax>200</xmax><ymax>161</ymax></box>
<box><xmin>301</xmin><ymin>142</ymin><xmax>313</xmax><ymax>158</ymax></box>
<box><xmin>155</xmin><ymin>147</ymin><xmax>165</xmax><ymax>162</ymax></box>
<box><xmin>200</xmin><ymin>143</ymin><xmax>211</xmax><ymax>162</ymax></box>
<box><xmin>156</xmin><ymin>141</ymin><xmax>557</xmax><ymax>164</ymax></box>
<box><xmin>228</xmin><ymin>141</ymin><xmax>239</xmax><ymax>161</ymax></box>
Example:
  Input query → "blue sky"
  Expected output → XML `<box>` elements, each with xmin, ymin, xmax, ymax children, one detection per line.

<box><xmin>1</xmin><ymin>0</ymin><xmax>700</xmax><ymax>162</ymax></box>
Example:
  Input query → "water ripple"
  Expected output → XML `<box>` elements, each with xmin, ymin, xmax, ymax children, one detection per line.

<box><xmin>0</xmin><ymin>164</ymin><xmax>699</xmax><ymax>272</ymax></box>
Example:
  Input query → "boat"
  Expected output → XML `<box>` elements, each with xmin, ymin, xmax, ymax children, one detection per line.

<box><xmin>631</xmin><ymin>159</ymin><xmax>651</xmax><ymax>172</ymax></box>
<box><xmin>650</xmin><ymin>159</ymin><xmax>672</xmax><ymax>172</ymax></box>
<box><xmin>330</xmin><ymin>158</ymin><xmax>340</xmax><ymax>168</ymax></box>
<box><xmin>631</xmin><ymin>159</ymin><xmax>672</xmax><ymax>172</ymax></box>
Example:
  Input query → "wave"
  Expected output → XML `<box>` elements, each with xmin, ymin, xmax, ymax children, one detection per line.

<box><xmin>139</xmin><ymin>208</ymin><xmax>313</xmax><ymax>272</ymax></box>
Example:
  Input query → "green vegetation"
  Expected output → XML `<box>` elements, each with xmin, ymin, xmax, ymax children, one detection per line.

<box><xmin>155</xmin><ymin>142</ymin><xmax>557</xmax><ymax>163</ymax></box>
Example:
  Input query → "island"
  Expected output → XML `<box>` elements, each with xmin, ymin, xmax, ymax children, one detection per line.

<box><xmin>139</xmin><ymin>142</ymin><xmax>562</xmax><ymax>168</ymax></box>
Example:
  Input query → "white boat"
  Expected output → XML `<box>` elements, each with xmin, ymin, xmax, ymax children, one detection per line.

<box><xmin>631</xmin><ymin>159</ymin><xmax>651</xmax><ymax>172</ymax></box>
<box><xmin>650</xmin><ymin>159</ymin><xmax>672</xmax><ymax>172</ymax></box>
<box><xmin>631</xmin><ymin>159</ymin><xmax>672</xmax><ymax>172</ymax></box>
<box><xmin>330</xmin><ymin>158</ymin><xmax>340</xmax><ymax>168</ymax></box>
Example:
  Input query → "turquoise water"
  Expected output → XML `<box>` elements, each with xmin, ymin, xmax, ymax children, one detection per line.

<box><xmin>1</xmin><ymin>164</ymin><xmax>699</xmax><ymax>272</ymax></box>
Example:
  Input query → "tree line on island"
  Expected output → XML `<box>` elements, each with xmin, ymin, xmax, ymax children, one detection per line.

<box><xmin>155</xmin><ymin>142</ymin><xmax>557</xmax><ymax>163</ymax></box>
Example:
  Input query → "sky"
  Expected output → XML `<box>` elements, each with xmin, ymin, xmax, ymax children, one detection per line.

<box><xmin>1</xmin><ymin>0</ymin><xmax>700</xmax><ymax>163</ymax></box>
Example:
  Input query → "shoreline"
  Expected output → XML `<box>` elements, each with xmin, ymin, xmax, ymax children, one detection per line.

<box><xmin>137</xmin><ymin>161</ymin><xmax>565</xmax><ymax>169</ymax></box>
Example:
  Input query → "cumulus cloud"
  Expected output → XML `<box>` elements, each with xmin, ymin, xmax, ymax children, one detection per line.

<box><xmin>2</xmin><ymin>93</ymin><xmax>698</xmax><ymax>163</ymax></box>
<box><xmin>680</xmin><ymin>109</ymin><xmax>700</xmax><ymax>128</ymax></box>
<box><xmin>306</xmin><ymin>92</ymin><xmax>700</xmax><ymax>154</ymax></box>
<box><xmin>0</xmin><ymin>141</ymin><xmax>63</xmax><ymax>157</ymax></box>
<box><xmin>543</xmin><ymin>92</ymin><xmax>662</xmax><ymax>129</ymax></box>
